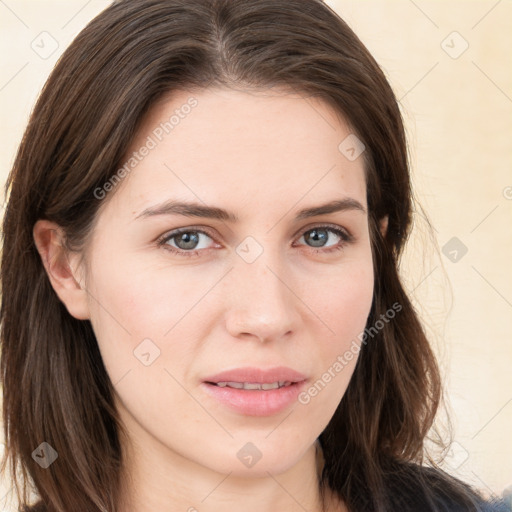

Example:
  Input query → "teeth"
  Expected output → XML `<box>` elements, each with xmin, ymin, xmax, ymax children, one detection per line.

<box><xmin>244</xmin><ymin>382</ymin><xmax>263</xmax><ymax>390</ymax></box>
<box><xmin>229</xmin><ymin>381</ymin><xmax>245</xmax><ymax>389</ymax></box>
<box><xmin>215</xmin><ymin>381</ymin><xmax>291</xmax><ymax>390</ymax></box>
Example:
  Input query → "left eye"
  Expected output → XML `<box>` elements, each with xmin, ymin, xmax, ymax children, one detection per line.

<box><xmin>297</xmin><ymin>226</ymin><xmax>350</xmax><ymax>250</ymax></box>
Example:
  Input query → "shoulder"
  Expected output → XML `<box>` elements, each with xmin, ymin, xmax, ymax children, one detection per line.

<box><xmin>479</xmin><ymin>499</ymin><xmax>512</xmax><ymax>512</ymax></box>
<box><xmin>382</xmin><ymin>462</ymin><xmax>511</xmax><ymax>512</ymax></box>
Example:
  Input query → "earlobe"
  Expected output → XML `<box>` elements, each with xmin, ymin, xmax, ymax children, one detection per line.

<box><xmin>32</xmin><ymin>219</ymin><xmax>90</xmax><ymax>320</ymax></box>
<box><xmin>379</xmin><ymin>215</ymin><xmax>389</xmax><ymax>237</ymax></box>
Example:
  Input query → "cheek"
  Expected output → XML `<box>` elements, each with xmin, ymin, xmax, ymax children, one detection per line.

<box><xmin>330</xmin><ymin>268</ymin><xmax>374</xmax><ymax>342</ymax></box>
<box><xmin>85</xmin><ymin>250</ymin><xmax>226</xmax><ymax>387</ymax></box>
<box><xmin>297</xmin><ymin>253</ymin><xmax>374</xmax><ymax>409</ymax></box>
<box><xmin>309</xmin><ymin>253</ymin><xmax>374</xmax><ymax>349</ymax></box>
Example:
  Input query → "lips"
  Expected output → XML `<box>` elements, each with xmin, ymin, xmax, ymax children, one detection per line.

<box><xmin>201</xmin><ymin>366</ymin><xmax>307</xmax><ymax>416</ymax></box>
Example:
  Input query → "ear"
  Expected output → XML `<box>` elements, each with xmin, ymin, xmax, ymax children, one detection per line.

<box><xmin>32</xmin><ymin>219</ymin><xmax>90</xmax><ymax>320</ymax></box>
<box><xmin>379</xmin><ymin>215</ymin><xmax>389</xmax><ymax>237</ymax></box>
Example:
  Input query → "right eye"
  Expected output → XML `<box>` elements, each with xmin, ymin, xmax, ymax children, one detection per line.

<box><xmin>157</xmin><ymin>228</ymin><xmax>219</xmax><ymax>257</ymax></box>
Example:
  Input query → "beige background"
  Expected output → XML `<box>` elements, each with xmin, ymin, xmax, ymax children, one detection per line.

<box><xmin>1</xmin><ymin>0</ymin><xmax>511</xmax><ymax>509</ymax></box>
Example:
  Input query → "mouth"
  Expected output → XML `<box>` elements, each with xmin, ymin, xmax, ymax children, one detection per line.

<box><xmin>201</xmin><ymin>366</ymin><xmax>307</xmax><ymax>416</ymax></box>
<box><xmin>207</xmin><ymin>380</ymin><xmax>294</xmax><ymax>390</ymax></box>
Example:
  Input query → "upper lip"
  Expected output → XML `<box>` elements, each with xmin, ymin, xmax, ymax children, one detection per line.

<box><xmin>203</xmin><ymin>366</ymin><xmax>307</xmax><ymax>384</ymax></box>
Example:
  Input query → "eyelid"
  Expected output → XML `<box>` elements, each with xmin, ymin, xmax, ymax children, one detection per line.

<box><xmin>156</xmin><ymin>225</ymin><xmax>220</xmax><ymax>247</ymax></box>
<box><xmin>292</xmin><ymin>222</ymin><xmax>354</xmax><ymax>243</ymax></box>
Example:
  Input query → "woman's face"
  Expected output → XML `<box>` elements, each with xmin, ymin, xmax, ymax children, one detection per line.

<box><xmin>78</xmin><ymin>87</ymin><xmax>374</xmax><ymax>477</ymax></box>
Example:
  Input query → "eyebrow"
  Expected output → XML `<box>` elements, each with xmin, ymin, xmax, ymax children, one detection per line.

<box><xmin>134</xmin><ymin>197</ymin><xmax>366</xmax><ymax>222</ymax></box>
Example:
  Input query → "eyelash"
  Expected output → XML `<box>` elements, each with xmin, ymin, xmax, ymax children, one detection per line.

<box><xmin>156</xmin><ymin>224</ymin><xmax>354</xmax><ymax>258</ymax></box>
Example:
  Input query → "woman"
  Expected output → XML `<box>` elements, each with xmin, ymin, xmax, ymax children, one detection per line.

<box><xmin>0</xmin><ymin>1</ymin><xmax>508</xmax><ymax>511</ymax></box>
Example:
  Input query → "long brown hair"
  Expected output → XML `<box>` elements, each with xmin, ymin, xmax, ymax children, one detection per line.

<box><xmin>0</xmin><ymin>1</ymin><xmax>489</xmax><ymax>511</ymax></box>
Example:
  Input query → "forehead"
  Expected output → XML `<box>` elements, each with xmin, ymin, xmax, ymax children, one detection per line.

<box><xmin>106</xmin><ymin>87</ymin><xmax>367</xmax><ymax>221</ymax></box>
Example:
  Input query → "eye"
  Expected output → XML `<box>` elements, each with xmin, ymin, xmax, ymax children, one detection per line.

<box><xmin>295</xmin><ymin>225</ymin><xmax>353</xmax><ymax>254</ymax></box>
<box><xmin>158</xmin><ymin>228</ymin><xmax>217</xmax><ymax>257</ymax></box>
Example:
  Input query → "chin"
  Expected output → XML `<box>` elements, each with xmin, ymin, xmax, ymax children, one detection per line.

<box><xmin>203</xmin><ymin>437</ymin><xmax>313</xmax><ymax>477</ymax></box>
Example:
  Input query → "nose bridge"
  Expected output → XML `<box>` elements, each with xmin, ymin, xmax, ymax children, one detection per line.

<box><xmin>224</xmin><ymin>237</ymin><xmax>299</xmax><ymax>341</ymax></box>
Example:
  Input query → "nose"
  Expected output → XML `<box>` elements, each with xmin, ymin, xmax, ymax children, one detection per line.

<box><xmin>224</xmin><ymin>252</ymin><xmax>301</xmax><ymax>344</ymax></box>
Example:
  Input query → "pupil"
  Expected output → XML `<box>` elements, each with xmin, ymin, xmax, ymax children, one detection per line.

<box><xmin>177</xmin><ymin>232</ymin><xmax>199</xmax><ymax>250</ymax></box>
<box><xmin>307</xmin><ymin>229</ymin><xmax>327</xmax><ymax>247</ymax></box>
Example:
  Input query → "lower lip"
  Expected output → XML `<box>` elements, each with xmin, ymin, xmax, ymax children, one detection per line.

<box><xmin>201</xmin><ymin>381</ymin><xmax>306</xmax><ymax>416</ymax></box>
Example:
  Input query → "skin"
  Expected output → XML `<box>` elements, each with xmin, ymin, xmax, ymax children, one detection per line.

<box><xmin>34</xmin><ymin>87</ymin><xmax>388</xmax><ymax>512</ymax></box>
